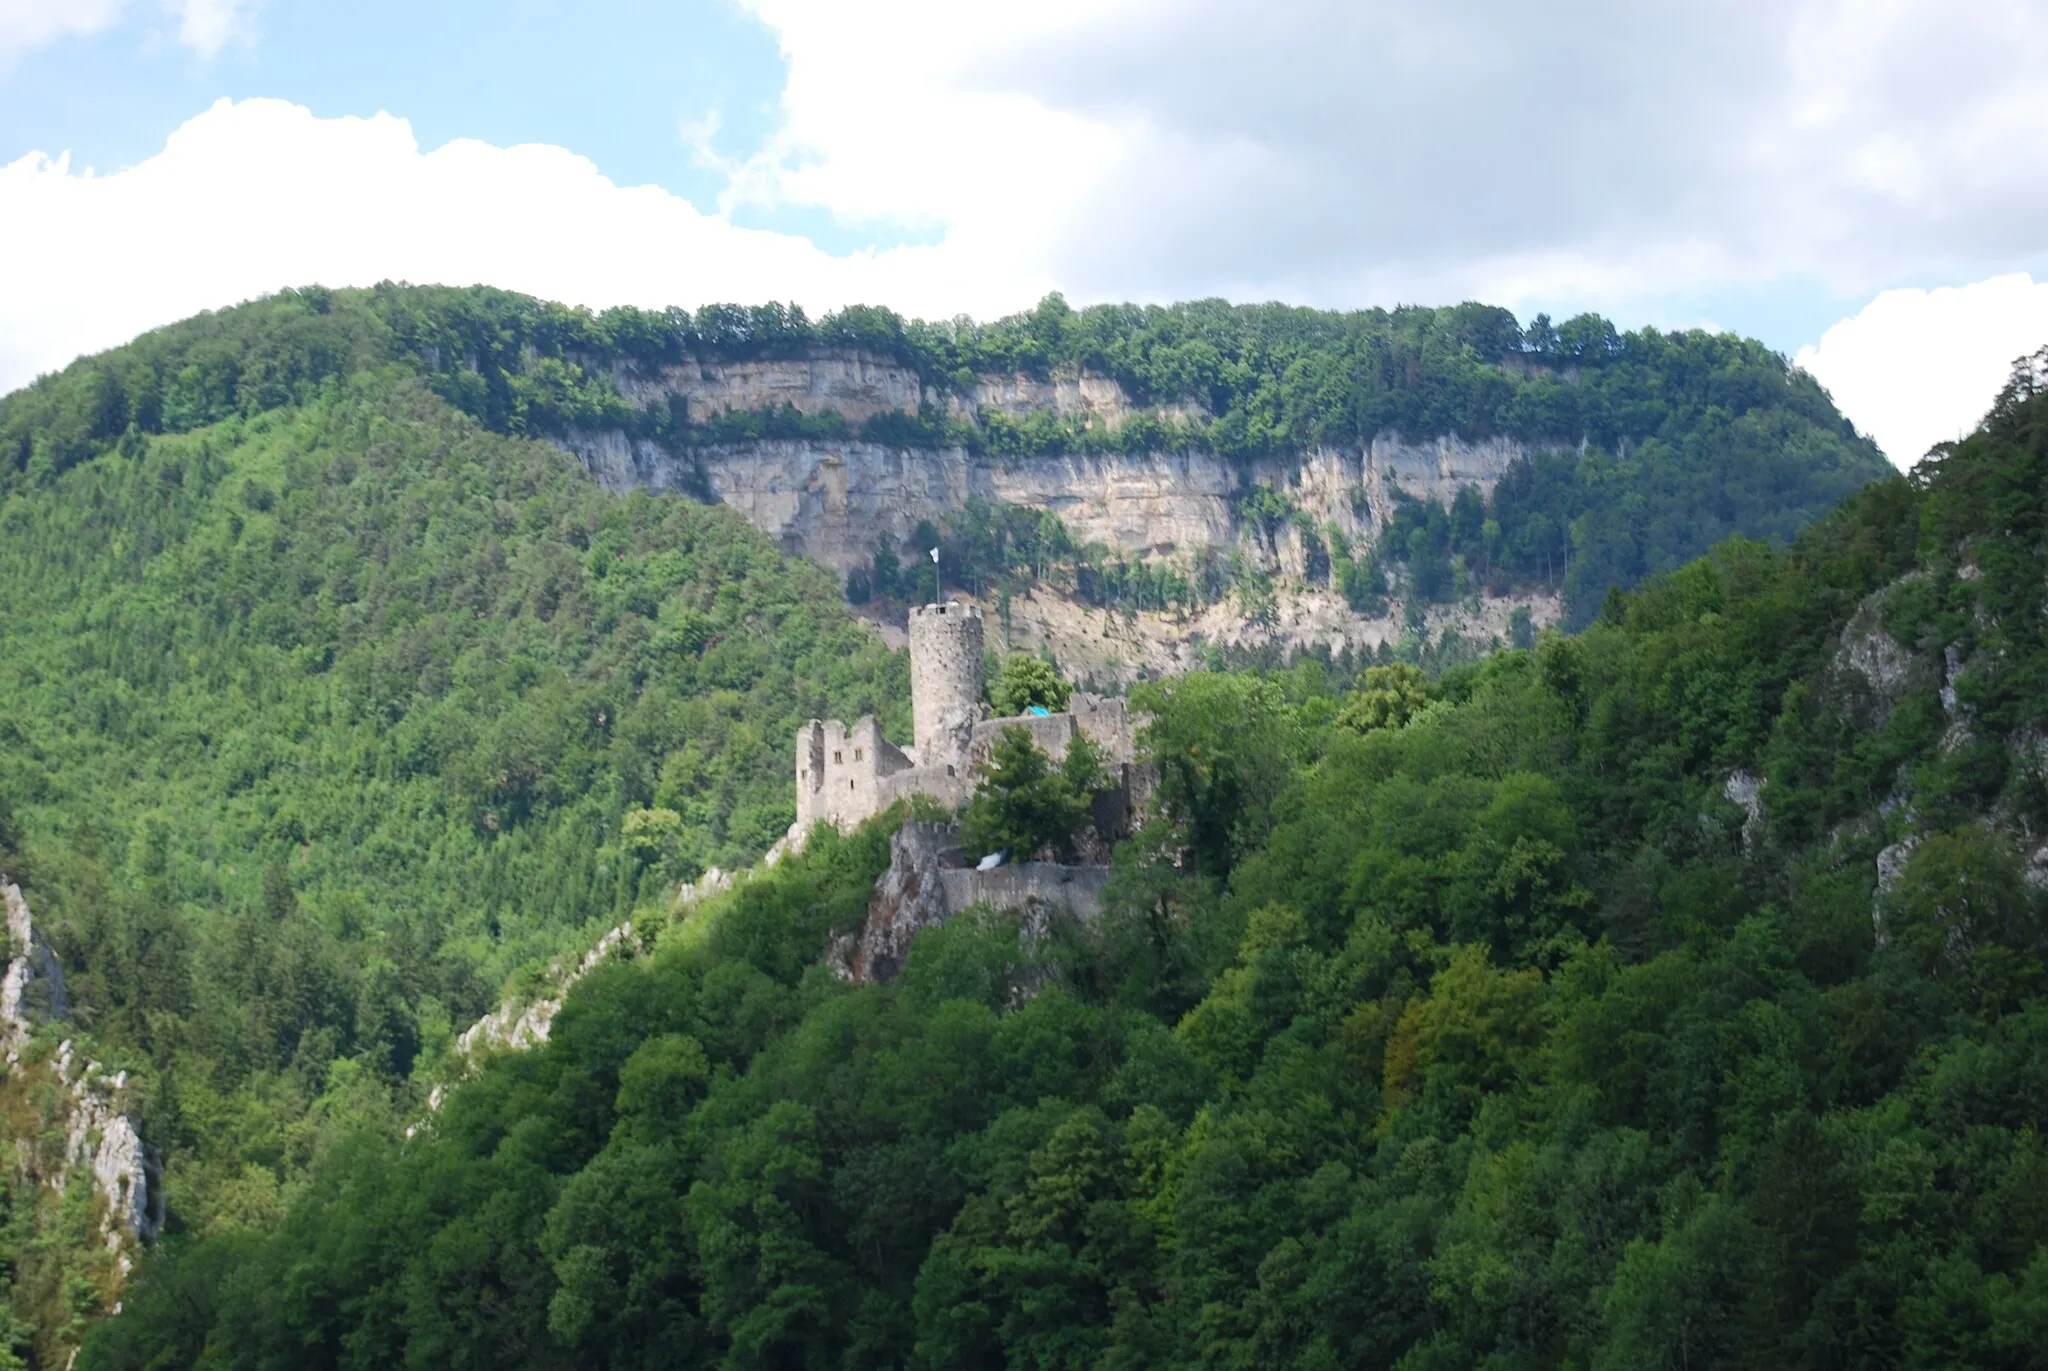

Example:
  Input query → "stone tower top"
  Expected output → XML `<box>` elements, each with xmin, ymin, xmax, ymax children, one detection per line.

<box><xmin>909</xmin><ymin>601</ymin><xmax>984</xmax><ymax>769</ymax></box>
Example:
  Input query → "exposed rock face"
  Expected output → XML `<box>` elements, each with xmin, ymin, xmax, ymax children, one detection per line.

<box><xmin>2</xmin><ymin>877</ymin><xmax>67</xmax><ymax>1026</ymax></box>
<box><xmin>1829</xmin><ymin>580</ymin><xmax>1931</xmax><ymax>728</ymax></box>
<box><xmin>850</xmin><ymin>822</ymin><xmax>1112</xmax><ymax>984</ymax></box>
<box><xmin>566</xmin><ymin>430</ymin><xmax>1536</xmax><ymax>577</ymax></box>
<box><xmin>563</xmin><ymin>352</ymin><xmax>1557</xmax><ymax>669</ymax></box>
<box><xmin>1724</xmin><ymin>770</ymin><xmax>1767</xmax><ymax>855</ymax></box>
<box><xmin>853</xmin><ymin>824</ymin><xmax>961</xmax><ymax>984</ymax></box>
<box><xmin>560</xmin><ymin>353</ymin><xmax>1539</xmax><ymax>576</ymax></box>
<box><xmin>453</xmin><ymin>919</ymin><xmax>646</xmax><ymax>1060</ymax></box>
<box><xmin>1</xmin><ymin>880</ymin><xmax>161</xmax><ymax>1252</ymax></box>
<box><xmin>2026</xmin><ymin>843</ymin><xmax>2048</xmax><ymax>891</ymax></box>
<box><xmin>597</xmin><ymin>350</ymin><xmax>1208</xmax><ymax>433</ymax></box>
<box><xmin>55</xmin><ymin>1040</ymin><xmax>159</xmax><ymax>1249</ymax></box>
<box><xmin>974</xmin><ymin>582</ymin><xmax>1561</xmax><ymax>687</ymax></box>
<box><xmin>603</xmin><ymin>350</ymin><xmax>927</xmax><ymax>427</ymax></box>
<box><xmin>1873</xmin><ymin>835</ymin><xmax>1923</xmax><ymax>942</ymax></box>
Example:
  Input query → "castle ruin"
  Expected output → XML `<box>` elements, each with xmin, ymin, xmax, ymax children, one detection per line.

<box><xmin>794</xmin><ymin>602</ymin><xmax>1146</xmax><ymax>839</ymax></box>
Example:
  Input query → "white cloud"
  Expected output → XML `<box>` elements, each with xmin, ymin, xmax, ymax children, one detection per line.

<box><xmin>0</xmin><ymin>0</ymin><xmax>257</xmax><ymax>64</ymax></box>
<box><xmin>167</xmin><ymin>0</ymin><xmax>256</xmax><ymax>59</ymax></box>
<box><xmin>0</xmin><ymin>0</ymin><xmax>124</xmax><ymax>66</ymax></box>
<box><xmin>1796</xmin><ymin>275</ymin><xmax>2048</xmax><ymax>468</ymax></box>
<box><xmin>4</xmin><ymin>0</ymin><xmax>2047</xmax><ymax>421</ymax></box>
<box><xmin>729</xmin><ymin>0</ymin><xmax>2048</xmax><ymax>315</ymax></box>
<box><xmin>0</xmin><ymin>98</ymin><xmax>1053</xmax><ymax>392</ymax></box>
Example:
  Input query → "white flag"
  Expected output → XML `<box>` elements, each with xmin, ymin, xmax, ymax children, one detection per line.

<box><xmin>929</xmin><ymin>547</ymin><xmax>939</xmax><ymax>563</ymax></box>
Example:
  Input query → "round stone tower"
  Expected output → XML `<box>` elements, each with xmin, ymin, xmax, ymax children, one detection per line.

<box><xmin>909</xmin><ymin>601</ymin><xmax>985</xmax><ymax>770</ymax></box>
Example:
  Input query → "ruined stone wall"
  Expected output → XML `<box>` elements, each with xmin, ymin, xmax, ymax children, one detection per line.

<box><xmin>850</xmin><ymin>823</ymin><xmax>1111</xmax><ymax>983</ymax></box>
<box><xmin>875</xmin><ymin>764</ymin><xmax>972</xmax><ymax>815</ymax></box>
<box><xmin>796</xmin><ymin>717</ymin><xmax>914</xmax><ymax>832</ymax></box>
<box><xmin>937</xmin><ymin>863</ymin><xmax>1113</xmax><ymax>922</ymax></box>
<box><xmin>1069</xmin><ymin>694</ymin><xmax>1137</xmax><ymax>762</ymax></box>
<box><xmin>966</xmin><ymin>695</ymin><xmax>1139</xmax><ymax>782</ymax></box>
<box><xmin>794</xmin><ymin>607</ymin><xmax>1159</xmax><ymax>846</ymax></box>
<box><xmin>969</xmin><ymin>713</ymin><xmax>1077</xmax><ymax>773</ymax></box>
<box><xmin>794</xmin><ymin>721</ymin><xmax>827</xmax><ymax>831</ymax></box>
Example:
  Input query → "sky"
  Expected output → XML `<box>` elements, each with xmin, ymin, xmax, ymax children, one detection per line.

<box><xmin>3</xmin><ymin>0</ymin><xmax>2047</xmax><ymax>468</ymax></box>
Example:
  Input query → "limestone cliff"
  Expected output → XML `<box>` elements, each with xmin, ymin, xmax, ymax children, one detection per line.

<box><xmin>567</xmin><ymin>427</ymin><xmax>1532</xmax><ymax>578</ymax></box>
<box><xmin>559</xmin><ymin>350</ymin><xmax>1559</xmax><ymax>670</ymax></box>
<box><xmin>593</xmin><ymin>348</ymin><xmax>1208</xmax><ymax>435</ymax></box>
<box><xmin>0</xmin><ymin>879</ymin><xmax>161</xmax><ymax>1283</ymax></box>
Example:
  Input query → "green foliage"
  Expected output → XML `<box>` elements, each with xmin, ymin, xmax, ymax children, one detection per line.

<box><xmin>1133</xmin><ymin>672</ymin><xmax>1304</xmax><ymax>879</ymax></box>
<box><xmin>988</xmin><ymin>653</ymin><xmax>1072</xmax><ymax>717</ymax></box>
<box><xmin>4</xmin><ymin>285</ymin><xmax>1889</xmax><ymax>634</ymax></box>
<box><xmin>0</xmin><ymin>357</ymin><xmax>908</xmax><ymax>1360</ymax></box>
<box><xmin>77</xmin><ymin>355</ymin><xmax>2048</xmax><ymax>1364</ymax></box>
<box><xmin>1335</xmin><ymin>662</ymin><xmax>1437</xmax><ymax>734</ymax></box>
<box><xmin>0</xmin><ymin>301</ymin><xmax>2009</xmax><ymax>1371</ymax></box>
<box><xmin>959</xmin><ymin>728</ymin><xmax>1105</xmax><ymax>862</ymax></box>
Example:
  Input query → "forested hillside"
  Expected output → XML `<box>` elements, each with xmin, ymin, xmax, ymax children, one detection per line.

<box><xmin>0</xmin><ymin>365</ymin><xmax>905</xmax><ymax>1364</ymax></box>
<box><xmin>4</xmin><ymin>284</ymin><xmax>1891</xmax><ymax>627</ymax></box>
<box><xmin>0</xmin><ymin>286</ymin><xmax>1899</xmax><ymax>1364</ymax></box>
<box><xmin>76</xmin><ymin>352</ymin><xmax>2048</xmax><ymax>1369</ymax></box>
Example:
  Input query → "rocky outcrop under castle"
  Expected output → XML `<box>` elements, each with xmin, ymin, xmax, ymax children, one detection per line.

<box><xmin>846</xmin><ymin>823</ymin><xmax>1111</xmax><ymax>984</ymax></box>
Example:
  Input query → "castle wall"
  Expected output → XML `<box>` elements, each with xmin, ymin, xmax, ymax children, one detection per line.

<box><xmin>969</xmin><ymin>713</ymin><xmax>1077</xmax><ymax>774</ymax></box>
<box><xmin>1070</xmin><ymin>694</ymin><xmax>1137</xmax><ymax>762</ymax></box>
<box><xmin>851</xmin><ymin>822</ymin><xmax>1113</xmax><ymax>983</ymax></box>
<box><xmin>966</xmin><ymin>694</ymin><xmax>1138</xmax><ymax>775</ymax></box>
<box><xmin>876</xmin><ymin>766</ymin><xmax>972</xmax><ymax>815</ymax></box>
<box><xmin>796</xmin><ymin>716</ymin><xmax>915</xmax><ymax>833</ymax></box>
<box><xmin>795</xmin><ymin>614</ymin><xmax>1151</xmax><ymax>845</ymax></box>
<box><xmin>795</xmin><ymin>720</ymin><xmax>827</xmax><ymax>831</ymax></box>
<box><xmin>938</xmin><ymin>863</ymin><xmax>1113</xmax><ymax>923</ymax></box>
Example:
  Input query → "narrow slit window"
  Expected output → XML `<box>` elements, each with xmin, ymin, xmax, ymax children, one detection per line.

<box><xmin>833</xmin><ymin>750</ymin><xmax>842</xmax><ymax>764</ymax></box>
<box><xmin>855</xmin><ymin>748</ymin><xmax>864</xmax><ymax>761</ymax></box>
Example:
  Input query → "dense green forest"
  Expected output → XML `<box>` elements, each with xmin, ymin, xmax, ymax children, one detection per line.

<box><xmin>68</xmin><ymin>351</ymin><xmax>2048</xmax><ymax>1369</ymax></box>
<box><xmin>0</xmin><ymin>364</ymin><xmax>906</xmax><ymax>1364</ymax></box>
<box><xmin>3</xmin><ymin>283</ymin><xmax>1891</xmax><ymax>627</ymax></box>
<box><xmin>0</xmin><ymin>286</ymin><xmax>1907</xmax><ymax>1364</ymax></box>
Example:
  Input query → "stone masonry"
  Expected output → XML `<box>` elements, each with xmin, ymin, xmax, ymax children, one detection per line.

<box><xmin>793</xmin><ymin>601</ymin><xmax>1146</xmax><ymax>840</ymax></box>
<box><xmin>910</xmin><ymin>601</ymin><xmax>985</xmax><ymax>769</ymax></box>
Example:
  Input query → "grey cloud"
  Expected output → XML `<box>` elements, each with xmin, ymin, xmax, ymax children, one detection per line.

<box><xmin>970</xmin><ymin>0</ymin><xmax>2048</xmax><ymax>306</ymax></box>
